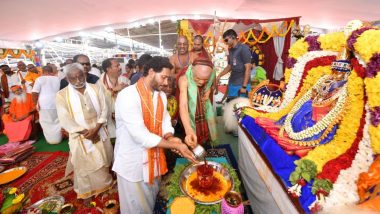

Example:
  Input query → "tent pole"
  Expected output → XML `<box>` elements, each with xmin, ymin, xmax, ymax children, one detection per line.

<box><xmin>158</xmin><ymin>19</ymin><xmax>163</xmax><ymax>54</ymax></box>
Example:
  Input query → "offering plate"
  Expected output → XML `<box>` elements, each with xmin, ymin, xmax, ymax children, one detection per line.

<box><xmin>178</xmin><ymin>161</ymin><xmax>234</xmax><ymax>205</ymax></box>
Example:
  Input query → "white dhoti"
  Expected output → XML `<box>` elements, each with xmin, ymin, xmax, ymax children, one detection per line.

<box><xmin>39</xmin><ymin>109</ymin><xmax>62</xmax><ymax>144</ymax></box>
<box><xmin>117</xmin><ymin>175</ymin><xmax>160</xmax><ymax>214</ymax></box>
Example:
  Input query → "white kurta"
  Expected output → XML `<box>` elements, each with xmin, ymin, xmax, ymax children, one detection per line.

<box><xmin>1</xmin><ymin>73</ymin><xmax>19</xmax><ymax>102</ymax></box>
<box><xmin>32</xmin><ymin>76</ymin><xmax>62</xmax><ymax>144</ymax></box>
<box><xmin>112</xmin><ymin>84</ymin><xmax>174</xmax><ymax>213</ymax></box>
<box><xmin>56</xmin><ymin>83</ymin><xmax>113</xmax><ymax>199</ymax></box>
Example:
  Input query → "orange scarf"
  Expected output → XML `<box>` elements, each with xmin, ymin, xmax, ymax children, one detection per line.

<box><xmin>136</xmin><ymin>78</ymin><xmax>168</xmax><ymax>184</ymax></box>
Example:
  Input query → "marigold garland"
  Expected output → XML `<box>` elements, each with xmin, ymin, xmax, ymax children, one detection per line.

<box><xmin>364</xmin><ymin>74</ymin><xmax>380</xmax><ymax>107</ymax></box>
<box><xmin>318</xmin><ymin>32</ymin><xmax>346</xmax><ymax>52</ymax></box>
<box><xmin>301</xmin><ymin>70</ymin><xmax>365</xmax><ymax>172</ymax></box>
<box><xmin>288</xmin><ymin>39</ymin><xmax>308</xmax><ymax>59</ymax></box>
<box><xmin>354</xmin><ymin>30</ymin><xmax>380</xmax><ymax>63</ymax></box>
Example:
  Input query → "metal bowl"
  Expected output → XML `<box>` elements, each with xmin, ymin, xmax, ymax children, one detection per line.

<box><xmin>29</xmin><ymin>195</ymin><xmax>65</xmax><ymax>213</ymax></box>
<box><xmin>178</xmin><ymin>161</ymin><xmax>234</xmax><ymax>205</ymax></box>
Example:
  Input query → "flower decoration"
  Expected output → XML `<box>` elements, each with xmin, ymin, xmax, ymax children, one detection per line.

<box><xmin>309</xmin><ymin>179</ymin><xmax>333</xmax><ymax>212</ymax></box>
<box><xmin>366</xmin><ymin>53</ymin><xmax>380</xmax><ymax>78</ymax></box>
<box><xmin>288</xmin><ymin>159</ymin><xmax>317</xmax><ymax>198</ymax></box>
<box><xmin>318</xmin><ymin>32</ymin><xmax>346</xmax><ymax>52</ymax></box>
<box><xmin>289</xmin><ymin>39</ymin><xmax>308</xmax><ymax>59</ymax></box>
<box><xmin>11</xmin><ymin>194</ymin><xmax>24</xmax><ymax>205</ymax></box>
<box><xmin>346</xmin><ymin>27</ymin><xmax>373</xmax><ymax>51</ymax></box>
<box><xmin>370</xmin><ymin>107</ymin><xmax>380</xmax><ymax>127</ymax></box>
<box><xmin>353</xmin><ymin>29</ymin><xmax>380</xmax><ymax>63</ymax></box>
<box><xmin>286</xmin><ymin>57</ymin><xmax>297</xmax><ymax>69</ymax></box>
<box><xmin>8</xmin><ymin>188</ymin><xmax>17</xmax><ymax>195</ymax></box>
<box><xmin>305</xmin><ymin>35</ymin><xmax>321</xmax><ymax>51</ymax></box>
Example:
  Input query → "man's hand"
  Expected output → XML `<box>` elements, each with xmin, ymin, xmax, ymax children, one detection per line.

<box><xmin>83</xmin><ymin>128</ymin><xmax>100</xmax><ymax>142</ymax></box>
<box><xmin>113</xmin><ymin>83</ymin><xmax>127</xmax><ymax>92</ymax></box>
<box><xmin>185</xmin><ymin>133</ymin><xmax>197</xmax><ymax>149</ymax></box>
<box><xmin>175</xmin><ymin>143</ymin><xmax>198</xmax><ymax>163</ymax></box>
<box><xmin>239</xmin><ymin>87</ymin><xmax>247</xmax><ymax>95</ymax></box>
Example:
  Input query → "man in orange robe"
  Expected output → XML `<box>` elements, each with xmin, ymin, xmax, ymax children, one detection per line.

<box><xmin>2</xmin><ymin>85</ymin><xmax>36</xmax><ymax>142</ymax></box>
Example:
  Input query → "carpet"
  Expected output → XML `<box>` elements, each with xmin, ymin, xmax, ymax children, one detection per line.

<box><xmin>5</xmin><ymin>151</ymin><xmax>118</xmax><ymax>213</ymax></box>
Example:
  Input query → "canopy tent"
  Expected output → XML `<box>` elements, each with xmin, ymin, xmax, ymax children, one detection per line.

<box><xmin>1</xmin><ymin>0</ymin><xmax>378</xmax><ymax>42</ymax></box>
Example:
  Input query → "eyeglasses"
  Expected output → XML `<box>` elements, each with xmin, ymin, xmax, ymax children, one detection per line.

<box><xmin>80</xmin><ymin>62</ymin><xmax>91</xmax><ymax>66</ymax></box>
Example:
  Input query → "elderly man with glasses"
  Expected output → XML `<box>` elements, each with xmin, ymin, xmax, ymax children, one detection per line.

<box><xmin>60</xmin><ymin>54</ymin><xmax>99</xmax><ymax>89</ymax></box>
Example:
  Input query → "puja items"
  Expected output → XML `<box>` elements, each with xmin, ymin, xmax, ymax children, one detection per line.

<box><xmin>221</xmin><ymin>191</ymin><xmax>244</xmax><ymax>214</ymax></box>
<box><xmin>103</xmin><ymin>199</ymin><xmax>119</xmax><ymax>214</ymax></box>
<box><xmin>179</xmin><ymin>161</ymin><xmax>233</xmax><ymax>204</ymax></box>
<box><xmin>60</xmin><ymin>203</ymin><xmax>75</xmax><ymax>214</ymax></box>
<box><xmin>170</xmin><ymin>196</ymin><xmax>195</xmax><ymax>214</ymax></box>
<box><xmin>197</xmin><ymin>160</ymin><xmax>214</xmax><ymax>189</ymax></box>
<box><xmin>0</xmin><ymin>187</ymin><xmax>26</xmax><ymax>214</ymax></box>
<box><xmin>0</xmin><ymin>167</ymin><xmax>28</xmax><ymax>185</ymax></box>
<box><xmin>192</xmin><ymin>145</ymin><xmax>206</xmax><ymax>161</ymax></box>
<box><xmin>28</xmin><ymin>195</ymin><xmax>65</xmax><ymax>214</ymax></box>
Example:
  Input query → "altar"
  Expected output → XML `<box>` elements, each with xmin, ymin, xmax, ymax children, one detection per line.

<box><xmin>238</xmin><ymin>122</ymin><xmax>301</xmax><ymax>214</ymax></box>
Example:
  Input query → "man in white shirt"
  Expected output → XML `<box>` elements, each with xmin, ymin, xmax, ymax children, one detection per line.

<box><xmin>113</xmin><ymin>56</ymin><xmax>197</xmax><ymax>214</ymax></box>
<box><xmin>32</xmin><ymin>65</ymin><xmax>62</xmax><ymax>144</ymax></box>
<box><xmin>89</xmin><ymin>66</ymin><xmax>101</xmax><ymax>78</ymax></box>
<box><xmin>97</xmin><ymin>58</ymin><xmax>128</xmax><ymax>139</ymax></box>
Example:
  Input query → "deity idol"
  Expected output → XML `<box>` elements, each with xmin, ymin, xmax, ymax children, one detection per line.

<box><xmin>255</xmin><ymin>59</ymin><xmax>351</xmax><ymax>157</ymax></box>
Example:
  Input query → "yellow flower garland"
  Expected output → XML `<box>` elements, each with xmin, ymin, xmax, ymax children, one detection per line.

<box><xmin>318</xmin><ymin>32</ymin><xmax>346</xmax><ymax>52</ymax></box>
<box><xmin>284</xmin><ymin>68</ymin><xmax>292</xmax><ymax>83</ymax></box>
<box><xmin>364</xmin><ymin>74</ymin><xmax>380</xmax><ymax>107</ymax></box>
<box><xmin>301</xmin><ymin>70</ymin><xmax>365</xmax><ymax>172</ymax></box>
<box><xmin>289</xmin><ymin>39</ymin><xmax>308</xmax><ymax>59</ymax></box>
<box><xmin>244</xmin><ymin>66</ymin><xmax>332</xmax><ymax>120</ymax></box>
<box><xmin>354</xmin><ymin>29</ymin><xmax>380</xmax><ymax>63</ymax></box>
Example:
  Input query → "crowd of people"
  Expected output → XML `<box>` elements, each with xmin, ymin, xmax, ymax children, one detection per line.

<box><xmin>0</xmin><ymin>29</ymin><xmax>268</xmax><ymax>213</ymax></box>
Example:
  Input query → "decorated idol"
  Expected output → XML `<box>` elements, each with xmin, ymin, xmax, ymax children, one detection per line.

<box><xmin>241</xmin><ymin>20</ymin><xmax>380</xmax><ymax>213</ymax></box>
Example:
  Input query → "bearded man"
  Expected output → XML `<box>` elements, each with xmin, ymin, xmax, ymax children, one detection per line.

<box><xmin>56</xmin><ymin>63</ymin><xmax>113</xmax><ymax>200</ymax></box>
<box><xmin>2</xmin><ymin>85</ymin><xmax>36</xmax><ymax>142</ymax></box>
<box><xmin>113</xmin><ymin>56</ymin><xmax>197</xmax><ymax>213</ymax></box>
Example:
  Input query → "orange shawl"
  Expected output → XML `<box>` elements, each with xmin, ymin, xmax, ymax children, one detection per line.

<box><xmin>136</xmin><ymin>78</ymin><xmax>168</xmax><ymax>184</ymax></box>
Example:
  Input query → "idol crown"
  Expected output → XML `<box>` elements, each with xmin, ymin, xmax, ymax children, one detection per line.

<box><xmin>331</xmin><ymin>60</ymin><xmax>351</xmax><ymax>72</ymax></box>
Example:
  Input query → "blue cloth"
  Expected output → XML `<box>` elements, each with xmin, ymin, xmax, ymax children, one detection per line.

<box><xmin>241</xmin><ymin>116</ymin><xmax>315</xmax><ymax>213</ymax></box>
<box><xmin>130</xmin><ymin>72</ymin><xmax>143</xmax><ymax>85</ymax></box>
<box><xmin>290</xmin><ymin>100</ymin><xmax>338</xmax><ymax>143</ymax></box>
<box><xmin>227</xmin><ymin>84</ymin><xmax>251</xmax><ymax>98</ymax></box>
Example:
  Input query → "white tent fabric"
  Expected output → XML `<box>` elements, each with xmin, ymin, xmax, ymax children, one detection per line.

<box><xmin>0</xmin><ymin>0</ymin><xmax>378</xmax><ymax>42</ymax></box>
<box><xmin>273</xmin><ymin>35</ymin><xmax>285</xmax><ymax>81</ymax></box>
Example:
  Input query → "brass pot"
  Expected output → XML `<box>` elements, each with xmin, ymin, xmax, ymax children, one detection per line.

<box><xmin>59</xmin><ymin>203</ymin><xmax>75</xmax><ymax>214</ymax></box>
<box><xmin>103</xmin><ymin>199</ymin><xmax>119</xmax><ymax>214</ymax></box>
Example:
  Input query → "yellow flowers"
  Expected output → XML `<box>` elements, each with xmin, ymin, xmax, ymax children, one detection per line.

<box><xmin>90</xmin><ymin>201</ymin><xmax>96</xmax><ymax>207</ymax></box>
<box><xmin>369</xmin><ymin>126</ymin><xmax>380</xmax><ymax>154</ymax></box>
<box><xmin>301</xmin><ymin>71</ymin><xmax>365</xmax><ymax>172</ymax></box>
<box><xmin>11</xmin><ymin>193</ymin><xmax>24</xmax><ymax>204</ymax></box>
<box><xmin>365</xmin><ymin>74</ymin><xmax>380</xmax><ymax>107</ymax></box>
<box><xmin>289</xmin><ymin>39</ymin><xmax>308</xmax><ymax>59</ymax></box>
<box><xmin>318</xmin><ymin>32</ymin><xmax>346</xmax><ymax>52</ymax></box>
<box><xmin>8</xmin><ymin>188</ymin><xmax>17</xmax><ymax>195</ymax></box>
<box><xmin>354</xmin><ymin>30</ymin><xmax>380</xmax><ymax>63</ymax></box>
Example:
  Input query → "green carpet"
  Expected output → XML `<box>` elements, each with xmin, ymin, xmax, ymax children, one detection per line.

<box><xmin>0</xmin><ymin>116</ymin><xmax>238</xmax><ymax>158</ymax></box>
<box><xmin>0</xmin><ymin>133</ymin><xmax>69</xmax><ymax>152</ymax></box>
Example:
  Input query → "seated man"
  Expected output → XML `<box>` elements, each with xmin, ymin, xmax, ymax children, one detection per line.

<box><xmin>178</xmin><ymin>57</ymin><xmax>218</xmax><ymax>149</ymax></box>
<box><xmin>2</xmin><ymin>85</ymin><xmax>36</xmax><ymax>142</ymax></box>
